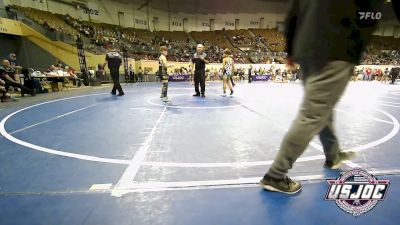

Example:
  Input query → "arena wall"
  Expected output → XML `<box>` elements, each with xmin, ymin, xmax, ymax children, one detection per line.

<box><xmin>134</xmin><ymin>60</ymin><xmax>396</xmax><ymax>75</ymax></box>
<box><xmin>5</xmin><ymin>0</ymin><xmax>286</xmax><ymax>31</ymax></box>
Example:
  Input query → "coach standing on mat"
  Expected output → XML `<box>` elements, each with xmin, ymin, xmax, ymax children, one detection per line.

<box><xmin>104</xmin><ymin>48</ymin><xmax>124</xmax><ymax>96</ymax></box>
<box><xmin>260</xmin><ymin>0</ymin><xmax>400</xmax><ymax>194</ymax></box>
<box><xmin>192</xmin><ymin>44</ymin><xmax>209</xmax><ymax>98</ymax></box>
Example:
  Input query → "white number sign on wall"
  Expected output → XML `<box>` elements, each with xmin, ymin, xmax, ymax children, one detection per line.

<box><xmin>85</xmin><ymin>1</ymin><xmax>100</xmax><ymax>18</ymax></box>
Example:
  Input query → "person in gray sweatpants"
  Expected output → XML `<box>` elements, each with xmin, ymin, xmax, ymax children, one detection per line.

<box><xmin>260</xmin><ymin>0</ymin><xmax>400</xmax><ymax>194</ymax></box>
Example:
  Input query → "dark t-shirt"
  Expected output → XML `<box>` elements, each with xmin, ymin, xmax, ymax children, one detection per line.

<box><xmin>106</xmin><ymin>51</ymin><xmax>122</xmax><ymax>69</ymax></box>
<box><xmin>192</xmin><ymin>53</ymin><xmax>207</xmax><ymax>72</ymax></box>
<box><xmin>390</xmin><ymin>67</ymin><xmax>400</xmax><ymax>77</ymax></box>
<box><xmin>0</xmin><ymin>65</ymin><xmax>14</xmax><ymax>80</ymax></box>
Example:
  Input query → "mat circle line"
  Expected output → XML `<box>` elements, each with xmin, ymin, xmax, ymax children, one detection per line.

<box><xmin>0</xmin><ymin>93</ymin><xmax>398</xmax><ymax>166</ymax></box>
<box><xmin>147</xmin><ymin>93</ymin><xmax>243</xmax><ymax>109</ymax></box>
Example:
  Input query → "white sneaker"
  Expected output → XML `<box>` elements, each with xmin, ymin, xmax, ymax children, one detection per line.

<box><xmin>221</xmin><ymin>93</ymin><xmax>226</xmax><ymax>97</ymax></box>
<box><xmin>163</xmin><ymin>97</ymin><xmax>169</xmax><ymax>102</ymax></box>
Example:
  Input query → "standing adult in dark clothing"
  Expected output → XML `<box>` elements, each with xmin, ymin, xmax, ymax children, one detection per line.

<box><xmin>129</xmin><ymin>64</ymin><xmax>135</xmax><ymax>83</ymax></box>
<box><xmin>248</xmin><ymin>65</ymin><xmax>253</xmax><ymax>83</ymax></box>
<box><xmin>390</xmin><ymin>67</ymin><xmax>400</xmax><ymax>84</ymax></box>
<box><xmin>260</xmin><ymin>0</ymin><xmax>399</xmax><ymax>194</ymax></box>
<box><xmin>191</xmin><ymin>44</ymin><xmax>209</xmax><ymax>97</ymax></box>
<box><xmin>138</xmin><ymin>67</ymin><xmax>143</xmax><ymax>83</ymax></box>
<box><xmin>104</xmin><ymin>49</ymin><xmax>124</xmax><ymax>96</ymax></box>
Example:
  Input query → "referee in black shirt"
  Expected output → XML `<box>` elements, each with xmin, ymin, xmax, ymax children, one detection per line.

<box><xmin>104</xmin><ymin>48</ymin><xmax>124</xmax><ymax>96</ymax></box>
<box><xmin>191</xmin><ymin>44</ymin><xmax>209</xmax><ymax>97</ymax></box>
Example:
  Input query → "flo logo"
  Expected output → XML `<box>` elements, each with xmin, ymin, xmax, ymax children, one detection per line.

<box><xmin>358</xmin><ymin>12</ymin><xmax>382</xmax><ymax>20</ymax></box>
<box><xmin>325</xmin><ymin>169</ymin><xmax>389</xmax><ymax>217</ymax></box>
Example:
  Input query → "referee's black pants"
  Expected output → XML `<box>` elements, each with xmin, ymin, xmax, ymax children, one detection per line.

<box><xmin>110</xmin><ymin>67</ymin><xmax>123</xmax><ymax>94</ymax></box>
<box><xmin>391</xmin><ymin>73</ymin><xmax>398</xmax><ymax>84</ymax></box>
<box><xmin>194</xmin><ymin>70</ymin><xmax>206</xmax><ymax>95</ymax></box>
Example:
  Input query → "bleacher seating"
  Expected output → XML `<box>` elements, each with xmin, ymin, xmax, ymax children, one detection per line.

<box><xmin>251</xmin><ymin>28</ymin><xmax>286</xmax><ymax>52</ymax></box>
<box><xmin>10</xmin><ymin>6</ymin><xmax>400</xmax><ymax>65</ymax></box>
<box><xmin>155</xmin><ymin>31</ymin><xmax>189</xmax><ymax>42</ymax></box>
<box><xmin>225</xmin><ymin>29</ymin><xmax>254</xmax><ymax>47</ymax></box>
<box><xmin>15</xmin><ymin>5</ymin><xmax>77</xmax><ymax>36</ymax></box>
<box><xmin>190</xmin><ymin>30</ymin><xmax>233</xmax><ymax>49</ymax></box>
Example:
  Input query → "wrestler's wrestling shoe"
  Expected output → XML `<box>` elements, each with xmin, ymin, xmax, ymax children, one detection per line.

<box><xmin>163</xmin><ymin>97</ymin><xmax>170</xmax><ymax>102</ymax></box>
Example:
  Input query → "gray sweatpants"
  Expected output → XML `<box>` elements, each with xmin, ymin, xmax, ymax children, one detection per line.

<box><xmin>267</xmin><ymin>60</ymin><xmax>354</xmax><ymax>179</ymax></box>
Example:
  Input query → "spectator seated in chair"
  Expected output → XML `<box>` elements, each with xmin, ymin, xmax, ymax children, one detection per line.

<box><xmin>0</xmin><ymin>60</ymin><xmax>35</xmax><ymax>97</ymax></box>
<box><xmin>96</xmin><ymin>64</ymin><xmax>106</xmax><ymax>81</ymax></box>
<box><xmin>8</xmin><ymin>53</ymin><xmax>22</xmax><ymax>83</ymax></box>
<box><xmin>64</xmin><ymin>66</ymin><xmax>83</xmax><ymax>87</ymax></box>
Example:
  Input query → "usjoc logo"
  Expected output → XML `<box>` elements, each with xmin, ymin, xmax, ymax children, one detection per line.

<box><xmin>325</xmin><ymin>169</ymin><xmax>389</xmax><ymax>217</ymax></box>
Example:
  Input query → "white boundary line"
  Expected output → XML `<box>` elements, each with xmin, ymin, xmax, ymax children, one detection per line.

<box><xmin>334</xmin><ymin>108</ymin><xmax>394</xmax><ymax>125</ymax></box>
<box><xmin>140</xmin><ymin>108</ymin><xmax>399</xmax><ymax>169</ymax></box>
<box><xmin>1</xmin><ymin>98</ymin><xmax>397</xmax><ymax>168</ymax></box>
<box><xmin>380</xmin><ymin>101</ymin><xmax>400</xmax><ymax>105</ymax></box>
<box><xmin>242</xmin><ymin>105</ymin><xmax>364</xmax><ymax>168</ymax></box>
<box><xmin>238</xmin><ymin>105</ymin><xmax>357</xmax><ymax>168</ymax></box>
<box><xmin>390</xmin><ymin>91</ymin><xmax>400</xmax><ymax>96</ymax></box>
<box><xmin>0</xmin><ymin>93</ymin><xmax>398</xmax><ymax>169</ymax></box>
<box><xmin>107</xmin><ymin>169</ymin><xmax>400</xmax><ymax>194</ymax></box>
<box><xmin>110</xmin><ymin>108</ymin><xmax>399</xmax><ymax>195</ymax></box>
<box><xmin>10</xmin><ymin>104</ymin><xmax>97</xmax><ymax>134</ymax></box>
<box><xmin>147</xmin><ymin>104</ymin><xmax>243</xmax><ymax>109</ymax></box>
<box><xmin>380</xmin><ymin>103</ymin><xmax>400</xmax><ymax>108</ymax></box>
<box><xmin>112</xmin><ymin>104</ymin><xmax>168</xmax><ymax>196</ymax></box>
<box><xmin>308</xmin><ymin>141</ymin><xmax>361</xmax><ymax>168</ymax></box>
<box><xmin>0</xmin><ymin>85</ymin><xmax>398</xmax><ymax>194</ymax></box>
<box><xmin>112</xmin><ymin>106</ymin><xmax>400</xmax><ymax>194</ymax></box>
<box><xmin>147</xmin><ymin>94</ymin><xmax>243</xmax><ymax>109</ymax></box>
<box><xmin>379</xmin><ymin>96</ymin><xmax>400</xmax><ymax>100</ymax></box>
<box><xmin>347</xmin><ymin>109</ymin><xmax>400</xmax><ymax>153</ymax></box>
<box><xmin>0</xmin><ymin>92</ymin><xmax>132</xmax><ymax>165</ymax></box>
<box><xmin>129</xmin><ymin>107</ymin><xmax>153</xmax><ymax>111</ymax></box>
<box><xmin>141</xmin><ymin>155</ymin><xmax>326</xmax><ymax>168</ymax></box>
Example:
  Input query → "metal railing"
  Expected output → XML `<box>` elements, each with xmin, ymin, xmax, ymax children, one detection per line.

<box><xmin>16</xmin><ymin>11</ymin><xmax>58</xmax><ymax>41</ymax></box>
<box><xmin>0</xmin><ymin>8</ymin><xmax>19</xmax><ymax>20</ymax></box>
<box><xmin>14</xmin><ymin>10</ymin><xmax>107</xmax><ymax>55</ymax></box>
<box><xmin>7</xmin><ymin>9</ymin><xmax>198</xmax><ymax>58</ymax></box>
